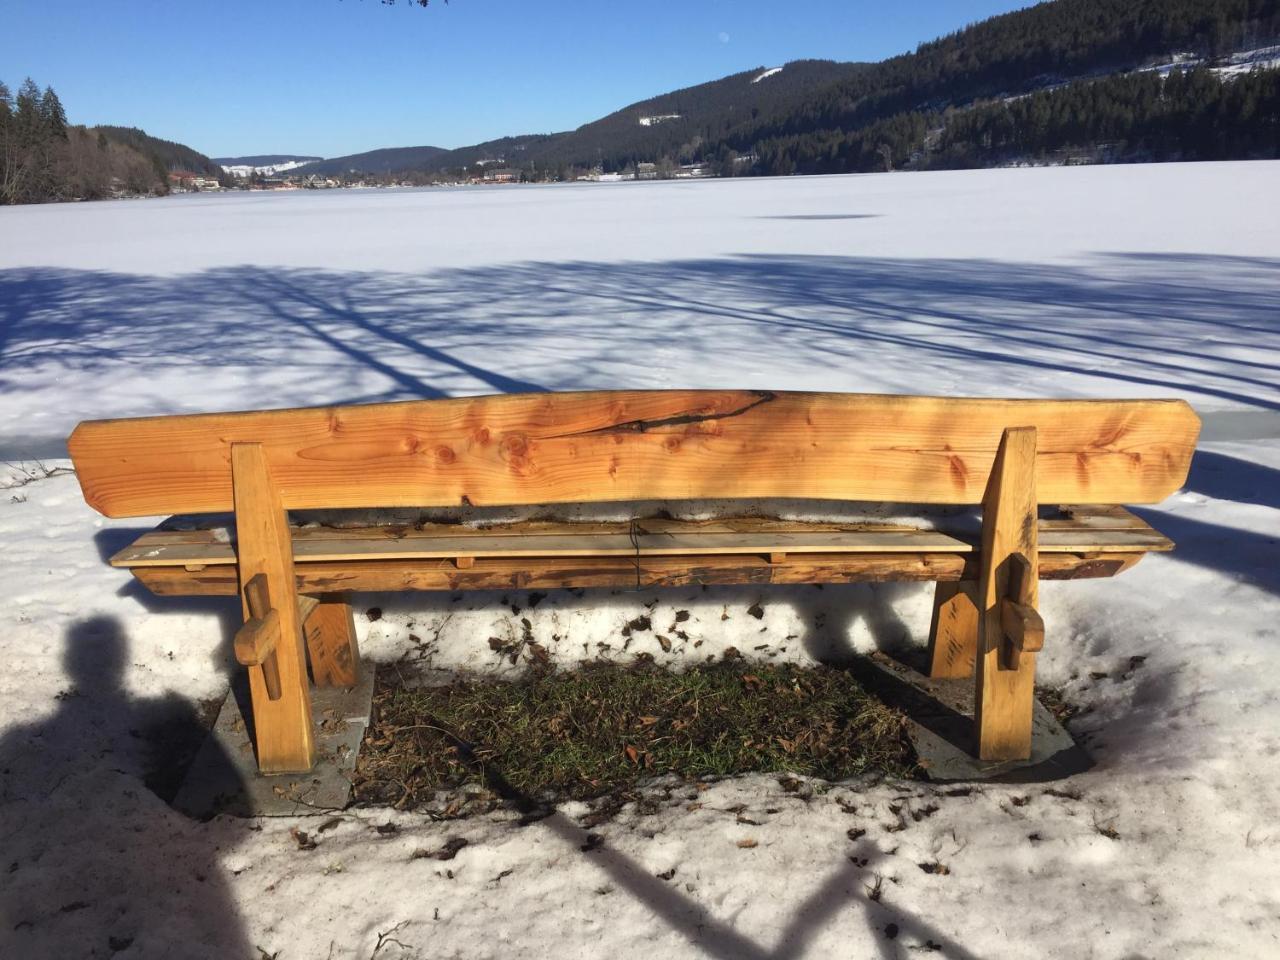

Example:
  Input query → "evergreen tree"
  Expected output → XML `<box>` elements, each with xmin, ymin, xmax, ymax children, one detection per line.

<box><xmin>2</xmin><ymin>79</ymin><xmax>49</xmax><ymax>201</ymax></box>
<box><xmin>930</xmin><ymin>65</ymin><xmax>1280</xmax><ymax>167</ymax></box>
<box><xmin>0</xmin><ymin>82</ymin><xmax>13</xmax><ymax>202</ymax></box>
<box><xmin>0</xmin><ymin>76</ymin><xmax>225</xmax><ymax>203</ymax></box>
<box><xmin>15</xmin><ymin>78</ymin><xmax>41</xmax><ymax>144</ymax></box>
<box><xmin>40</xmin><ymin>87</ymin><xmax>68</xmax><ymax>139</ymax></box>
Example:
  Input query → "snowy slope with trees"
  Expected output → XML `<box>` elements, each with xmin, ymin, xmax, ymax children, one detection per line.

<box><xmin>0</xmin><ymin>164</ymin><xmax>1278</xmax><ymax>958</ymax></box>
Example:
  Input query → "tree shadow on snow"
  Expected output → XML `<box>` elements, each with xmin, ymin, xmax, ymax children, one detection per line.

<box><xmin>0</xmin><ymin>251</ymin><xmax>1276</xmax><ymax>434</ymax></box>
<box><xmin>441</xmin><ymin>724</ymin><xmax>983</xmax><ymax>960</ymax></box>
<box><xmin>1181</xmin><ymin>448</ymin><xmax>1280</xmax><ymax>511</ymax></box>
<box><xmin>1131</xmin><ymin>449</ymin><xmax>1280</xmax><ymax>597</ymax></box>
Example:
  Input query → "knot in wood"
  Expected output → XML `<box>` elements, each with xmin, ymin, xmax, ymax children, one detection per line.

<box><xmin>499</xmin><ymin>433</ymin><xmax>533</xmax><ymax>473</ymax></box>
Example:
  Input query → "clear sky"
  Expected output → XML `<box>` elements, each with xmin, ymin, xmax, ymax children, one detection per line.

<box><xmin>1</xmin><ymin>0</ymin><xmax>1034</xmax><ymax>159</ymax></box>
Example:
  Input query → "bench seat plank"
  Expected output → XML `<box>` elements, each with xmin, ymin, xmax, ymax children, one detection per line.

<box><xmin>113</xmin><ymin>528</ymin><xmax>973</xmax><ymax>566</ymax></box>
<box><xmin>130</xmin><ymin>550</ymin><xmax>1144</xmax><ymax>597</ymax></box>
<box><xmin>107</xmin><ymin>507</ymin><xmax>1173</xmax><ymax>570</ymax></box>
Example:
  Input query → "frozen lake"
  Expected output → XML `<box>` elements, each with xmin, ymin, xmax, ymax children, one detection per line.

<box><xmin>2</xmin><ymin>163</ymin><xmax>1280</xmax><ymax>959</ymax></box>
<box><xmin>1</xmin><ymin>162</ymin><xmax>1278</xmax><ymax>457</ymax></box>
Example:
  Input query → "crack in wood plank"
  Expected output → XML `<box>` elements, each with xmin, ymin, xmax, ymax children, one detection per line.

<box><xmin>548</xmin><ymin>391</ymin><xmax>777</xmax><ymax>437</ymax></box>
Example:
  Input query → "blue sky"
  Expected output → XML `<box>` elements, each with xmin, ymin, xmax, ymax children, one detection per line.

<box><xmin>1</xmin><ymin>0</ymin><xmax>1033</xmax><ymax>159</ymax></box>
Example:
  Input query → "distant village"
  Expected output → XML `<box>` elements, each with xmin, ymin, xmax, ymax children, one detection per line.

<box><xmin>167</xmin><ymin>155</ymin><xmax>753</xmax><ymax>195</ymax></box>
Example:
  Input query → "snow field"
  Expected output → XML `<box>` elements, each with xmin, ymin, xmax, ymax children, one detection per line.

<box><xmin>1</xmin><ymin>163</ymin><xmax>1278</xmax><ymax>958</ymax></box>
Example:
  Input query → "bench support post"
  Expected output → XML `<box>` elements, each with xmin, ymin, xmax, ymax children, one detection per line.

<box><xmin>975</xmin><ymin>427</ymin><xmax>1040</xmax><ymax>761</ymax></box>
<box><xmin>232</xmin><ymin>443</ymin><xmax>317</xmax><ymax>773</ymax></box>
<box><xmin>927</xmin><ymin>580</ymin><xmax>979</xmax><ymax>678</ymax></box>
<box><xmin>304</xmin><ymin>595</ymin><xmax>361</xmax><ymax>688</ymax></box>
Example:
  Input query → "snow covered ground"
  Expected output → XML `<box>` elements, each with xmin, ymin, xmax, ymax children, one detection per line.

<box><xmin>1</xmin><ymin>163</ymin><xmax>1278</xmax><ymax>958</ymax></box>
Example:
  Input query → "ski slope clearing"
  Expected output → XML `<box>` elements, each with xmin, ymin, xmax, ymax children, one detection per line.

<box><xmin>218</xmin><ymin>159</ymin><xmax>313</xmax><ymax>177</ymax></box>
<box><xmin>1</xmin><ymin>163</ymin><xmax>1278</xmax><ymax>958</ymax></box>
<box><xmin>1143</xmin><ymin>44</ymin><xmax>1280</xmax><ymax>78</ymax></box>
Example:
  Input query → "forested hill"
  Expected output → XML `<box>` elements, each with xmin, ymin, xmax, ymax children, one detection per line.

<box><xmin>92</xmin><ymin>126</ymin><xmax>225</xmax><ymax>179</ymax></box>
<box><xmin>294</xmin><ymin>145</ymin><xmax>450</xmax><ymax>176</ymax></box>
<box><xmin>503</xmin><ymin>59</ymin><xmax>871</xmax><ymax>174</ymax></box>
<box><xmin>733</xmin><ymin>0</ymin><xmax>1280</xmax><ymax>174</ymax></box>
<box><xmin>289</xmin><ymin>59</ymin><xmax>868</xmax><ymax>177</ymax></box>
<box><xmin>293</xmin><ymin>0</ymin><xmax>1280</xmax><ymax>179</ymax></box>
<box><xmin>0</xmin><ymin>79</ymin><xmax>229</xmax><ymax>203</ymax></box>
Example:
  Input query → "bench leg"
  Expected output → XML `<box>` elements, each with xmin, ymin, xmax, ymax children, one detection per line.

<box><xmin>304</xmin><ymin>594</ymin><xmax>361</xmax><ymax>688</ymax></box>
<box><xmin>975</xmin><ymin>427</ymin><xmax>1040</xmax><ymax>761</ymax></box>
<box><xmin>232</xmin><ymin>443</ymin><xmax>317</xmax><ymax>773</ymax></box>
<box><xmin>926</xmin><ymin>580</ymin><xmax>979</xmax><ymax>678</ymax></box>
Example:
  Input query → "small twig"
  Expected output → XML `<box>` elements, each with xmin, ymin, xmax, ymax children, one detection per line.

<box><xmin>372</xmin><ymin>920</ymin><xmax>413</xmax><ymax>957</ymax></box>
<box><xmin>1</xmin><ymin>460</ymin><xmax>75</xmax><ymax>489</ymax></box>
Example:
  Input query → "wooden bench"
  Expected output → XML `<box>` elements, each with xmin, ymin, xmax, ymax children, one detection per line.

<box><xmin>68</xmin><ymin>390</ymin><xmax>1200</xmax><ymax>773</ymax></box>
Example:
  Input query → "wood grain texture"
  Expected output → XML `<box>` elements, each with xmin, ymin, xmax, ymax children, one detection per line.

<box><xmin>232</xmin><ymin>443</ymin><xmax>316</xmax><ymax>773</ymax></box>
<box><xmin>135</xmin><ymin>509</ymin><xmax>1163</xmax><ymax>543</ymax></box>
<box><xmin>304</xmin><ymin>595</ymin><xmax>361</xmax><ymax>688</ymax></box>
<box><xmin>113</xmin><ymin>528</ymin><xmax>973</xmax><ymax>566</ymax></box>
<box><xmin>69</xmin><ymin>391</ymin><xmax>1201</xmax><ymax>518</ymax></box>
<box><xmin>975</xmin><ymin>427</ymin><xmax>1041</xmax><ymax>762</ymax></box>
<box><xmin>105</xmin><ymin>508</ymin><xmax>1174</xmax><ymax>569</ymax></box>
<box><xmin>1001</xmin><ymin>599</ymin><xmax>1045</xmax><ymax>658</ymax></box>
<box><xmin>232</xmin><ymin>592</ymin><xmax>283</xmax><ymax>702</ymax></box>
<box><xmin>296</xmin><ymin>594</ymin><xmax>320</xmax><ymax>623</ymax></box>
<box><xmin>926</xmin><ymin>580</ymin><xmax>979</xmax><ymax>680</ymax></box>
<box><xmin>130</xmin><ymin>550</ymin><xmax>1141</xmax><ymax>597</ymax></box>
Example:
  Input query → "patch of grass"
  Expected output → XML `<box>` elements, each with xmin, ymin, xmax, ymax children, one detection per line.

<box><xmin>354</xmin><ymin>661</ymin><xmax>917</xmax><ymax>810</ymax></box>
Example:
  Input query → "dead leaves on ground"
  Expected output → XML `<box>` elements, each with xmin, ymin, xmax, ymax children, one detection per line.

<box><xmin>623</xmin><ymin>743</ymin><xmax>655</xmax><ymax>768</ymax></box>
<box><xmin>411</xmin><ymin>837</ymin><xmax>469</xmax><ymax>861</ymax></box>
<box><xmin>289</xmin><ymin>828</ymin><xmax>317</xmax><ymax>851</ymax></box>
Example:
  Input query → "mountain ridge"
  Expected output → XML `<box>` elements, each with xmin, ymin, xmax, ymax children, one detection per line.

<box><xmin>242</xmin><ymin>0</ymin><xmax>1280</xmax><ymax>178</ymax></box>
<box><xmin>288</xmin><ymin>59</ymin><xmax>866</xmax><ymax>177</ymax></box>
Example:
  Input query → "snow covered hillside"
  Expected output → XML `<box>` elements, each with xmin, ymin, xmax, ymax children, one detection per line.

<box><xmin>0</xmin><ymin>164</ymin><xmax>1278</xmax><ymax>958</ymax></box>
<box><xmin>219</xmin><ymin>159</ymin><xmax>315</xmax><ymax>177</ymax></box>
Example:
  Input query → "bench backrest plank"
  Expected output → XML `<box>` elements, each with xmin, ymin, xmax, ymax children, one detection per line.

<box><xmin>69</xmin><ymin>391</ymin><xmax>1200</xmax><ymax>518</ymax></box>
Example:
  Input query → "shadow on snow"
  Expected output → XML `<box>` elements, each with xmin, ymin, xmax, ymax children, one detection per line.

<box><xmin>1</xmin><ymin>252</ymin><xmax>1277</xmax><ymax>419</ymax></box>
<box><xmin>2</xmin><ymin>250</ymin><xmax>1278</xmax><ymax>954</ymax></box>
<box><xmin>0</xmin><ymin>617</ymin><xmax>254</xmax><ymax>957</ymax></box>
